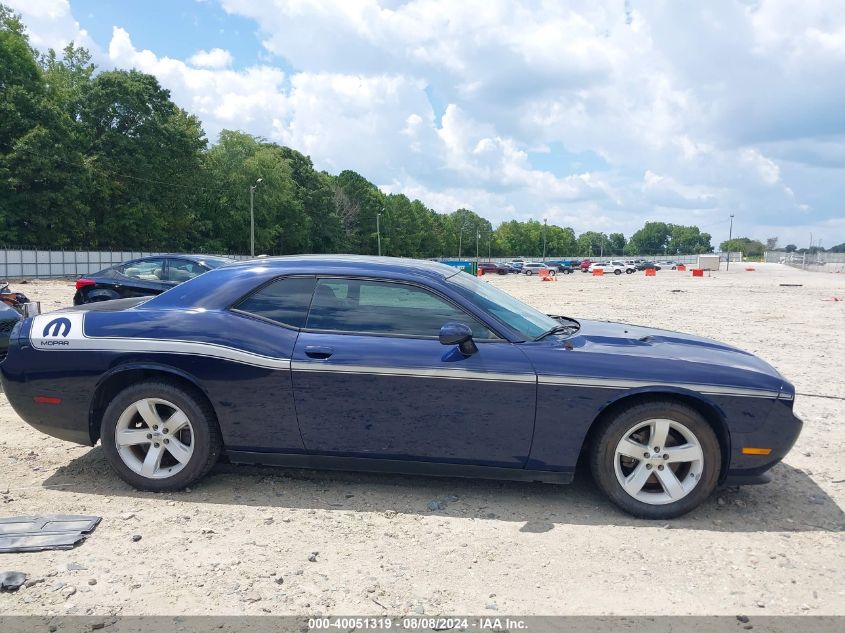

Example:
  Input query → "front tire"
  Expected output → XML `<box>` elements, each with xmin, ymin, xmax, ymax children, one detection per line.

<box><xmin>589</xmin><ymin>400</ymin><xmax>720</xmax><ymax>519</ymax></box>
<box><xmin>614</xmin><ymin>268</ymin><xmax>622</xmax><ymax>275</ymax></box>
<box><xmin>100</xmin><ymin>381</ymin><xmax>222</xmax><ymax>491</ymax></box>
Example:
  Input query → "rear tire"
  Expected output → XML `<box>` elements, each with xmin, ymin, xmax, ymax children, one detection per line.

<box><xmin>589</xmin><ymin>400</ymin><xmax>720</xmax><ymax>519</ymax></box>
<box><xmin>100</xmin><ymin>380</ymin><xmax>222</xmax><ymax>491</ymax></box>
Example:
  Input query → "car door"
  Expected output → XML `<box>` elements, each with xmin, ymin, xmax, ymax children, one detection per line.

<box><xmin>290</xmin><ymin>277</ymin><xmax>537</xmax><ymax>467</ymax></box>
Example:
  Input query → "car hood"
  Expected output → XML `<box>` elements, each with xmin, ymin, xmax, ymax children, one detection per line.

<box><xmin>520</xmin><ymin>319</ymin><xmax>790</xmax><ymax>396</ymax></box>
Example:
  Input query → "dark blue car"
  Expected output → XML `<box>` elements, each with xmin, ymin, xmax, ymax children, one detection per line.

<box><xmin>1</xmin><ymin>256</ymin><xmax>801</xmax><ymax>518</ymax></box>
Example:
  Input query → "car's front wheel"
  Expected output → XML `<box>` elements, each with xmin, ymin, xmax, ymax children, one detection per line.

<box><xmin>100</xmin><ymin>381</ymin><xmax>222</xmax><ymax>491</ymax></box>
<box><xmin>626</xmin><ymin>268</ymin><xmax>634</xmax><ymax>274</ymax></box>
<box><xmin>614</xmin><ymin>268</ymin><xmax>622</xmax><ymax>275</ymax></box>
<box><xmin>589</xmin><ymin>400</ymin><xmax>720</xmax><ymax>519</ymax></box>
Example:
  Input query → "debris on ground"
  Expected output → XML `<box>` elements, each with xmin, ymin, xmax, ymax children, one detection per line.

<box><xmin>0</xmin><ymin>570</ymin><xmax>26</xmax><ymax>591</ymax></box>
<box><xmin>0</xmin><ymin>515</ymin><xmax>101</xmax><ymax>553</ymax></box>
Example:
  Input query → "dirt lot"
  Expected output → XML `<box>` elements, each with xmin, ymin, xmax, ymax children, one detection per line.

<box><xmin>0</xmin><ymin>263</ymin><xmax>843</xmax><ymax>616</ymax></box>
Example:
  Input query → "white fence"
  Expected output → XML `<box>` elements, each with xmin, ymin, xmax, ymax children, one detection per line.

<box><xmin>766</xmin><ymin>251</ymin><xmax>845</xmax><ymax>272</ymax></box>
<box><xmin>0</xmin><ymin>248</ymin><xmax>750</xmax><ymax>280</ymax></box>
<box><xmin>0</xmin><ymin>249</ymin><xmax>251</xmax><ymax>279</ymax></box>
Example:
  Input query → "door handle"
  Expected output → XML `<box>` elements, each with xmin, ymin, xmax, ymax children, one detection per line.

<box><xmin>304</xmin><ymin>346</ymin><xmax>334</xmax><ymax>360</ymax></box>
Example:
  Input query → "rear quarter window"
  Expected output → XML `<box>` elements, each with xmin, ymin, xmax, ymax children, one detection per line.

<box><xmin>234</xmin><ymin>277</ymin><xmax>316</xmax><ymax>329</ymax></box>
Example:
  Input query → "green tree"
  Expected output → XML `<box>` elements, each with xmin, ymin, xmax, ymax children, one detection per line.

<box><xmin>720</xmin><ymin>237</ymin><xmax>765</xmax><ymax>258</ymax></box>
<box><xmin>667</xmin><ymin>224</ymin><xmax>712</xmax><ymax>254</ymax></box>
<box><xmin>627</xmin><ymin>222</ymin><xmax>671</xmax><ymax>255</ymax></box>
<box><xmin>80</xmin><ymin>70</ymin><xmax>207</xmax><ymax>249</ymax></box>
<box><xmin>577</xmin><ymin>231</ymin><xmax>609</xmax><ymax>257</ymax></box>
<box><xmin>606</xmin><ymin>232</ymin><xmax>626</xmax><ymax>255</ymax></box>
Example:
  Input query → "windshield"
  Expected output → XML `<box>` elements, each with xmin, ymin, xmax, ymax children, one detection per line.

<box><xmin>446</xmin><ymin>271</ymin><xmax>560</xmax><ymax>340</ymax></box>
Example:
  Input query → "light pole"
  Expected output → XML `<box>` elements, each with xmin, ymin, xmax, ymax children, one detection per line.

<box><xmin>542</xmin><ymin>219</ymin><xmax>547</xmax><ymax>260</ymax></box>
<box><xmin>476</xmin><ymin>230</ymin><xmax>480</xmax><ymax>261</ymax></box>
<box><xmin>249</xmin><ymin>178</ymin><xmax>263</xmax><ymax>257</ymax></box>
<box><xmin>458</xmin><ymin>224</ymin><xmax>465</xmax><ymax>258</ymax></box>
<box><xmin>376</xmin><ymin>212</ymin><xmax>382</xmax><ymax>256</ymax></box>
<box><xmin>727</xmin><ymin>213</ymin><xmax>734</xmax><ymax>270</ymax></box>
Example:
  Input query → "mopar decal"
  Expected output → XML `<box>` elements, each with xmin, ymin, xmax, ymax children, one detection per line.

<box><xmin>42</xmin><ymin>317</ymin><xmax>72</xmax><ymax>338</ymax></box>
<box><xmin>30</xmin><ymin>312</ymin><xmax>86</xmax><ymax>350</ymax></box>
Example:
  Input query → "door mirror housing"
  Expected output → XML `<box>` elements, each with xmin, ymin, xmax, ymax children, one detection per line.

<box><xmin>439</xmin><ymin>322</ymin><xmax>478</xmax><ymax>356</ymax></box>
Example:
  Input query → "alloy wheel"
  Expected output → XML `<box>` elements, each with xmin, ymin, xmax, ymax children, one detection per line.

<box><xmin>613</xmin><ymin>418</ymin><xmax>704</xmax><ymax>505</ymax></box>
<box><xmin>114</xmin><ymin>398</ymin><xmax>195</xmax><ymax>479</ymax></box>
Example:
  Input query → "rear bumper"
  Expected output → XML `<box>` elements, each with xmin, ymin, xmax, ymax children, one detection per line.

<box><xmin>1</xmin><ymin>373</ymin><xmax>93</xmax><ymax>446</ymax></box>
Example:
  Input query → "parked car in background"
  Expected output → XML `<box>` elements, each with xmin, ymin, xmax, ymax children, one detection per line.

<box><xmin>521</xmin><ymin>262</ymin><xmax>555</xmax><ymax>276</ymax></box>
<box><xmin>589</xmin><ymin>261</ymin><xmax>635</xmax><ymax>275</ymax></box>
<box><xmin>579</xmin><ymin>259</ymin><xmax>592</xmax><ymax>272</ymax></box>
<box><xmin>637</xmin><ymin>261</ymin><xmax>662</xmax><ymax>271</ymax></box>
<box><xmin>507</xmin><ymin>261</ymin><xmax>524</xmax><ymax>273</ymax></box>
<box><xmin>0</xmin><ymin>281</ymin><xmax>41</xmax><ymax>363</ymax></box>
<box><xmin>477</xmin><ymin>262</ymin><xmax>508</xmax><ymax>275</ymax></box>
<box><xmin>73</xmin><ymin>254</ymin><xmax>234</xmax><ymax>305</ymax></box>
<box><xmin>547</xmin><ymin>262</ymin><xmax>575</xmax><ymax>274</ymax></box>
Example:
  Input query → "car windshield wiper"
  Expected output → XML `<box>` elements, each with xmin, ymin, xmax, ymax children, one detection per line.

<box><xmin>534</xmin><ymin>321</ymin><xmax>580</xmax><ymax>341</ymax></box>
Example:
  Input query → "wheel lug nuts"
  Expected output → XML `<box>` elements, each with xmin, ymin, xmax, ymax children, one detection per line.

<box><xmin>658</xmin><ymin>465</ymin><xmax>664</xmax><ymax>471</ymax></box>
<box><xmin>654</xmin><ymin>447</ymin><xmax>660</xmax><ymax>452</ymax></box>
<box><xmin>163</xmin><ymin>428</ymin><xmax>169</xmax><ymax>434</ymax></box>
<box><xmin>146</xmin><ymin>433</ymin><xmax>152</xmax><ymax>439</ymax></box>
<box><xmin>154</xmin><ymin>443</ymin><xmax>160</xmax><ymax>448</ymax></box>
<box><xmin>663</xmin><ymin>453</ymin><xmax>669</xmax><ymax>460</ymax></box>
<box><xmin>646</xmin><ymin>464</ymin><xmax>653</xmax><ymax>470</ymax></box>
<box><xmin>644</xmin><ymin>453</ymin><xmax>650</xmax><ymax>458</ymax></box>
<box><xmin>153</xmin><ymin>425</ymin><xmax>159</xmax><ymax>430</ymax></box>
<box><xmin>164</xmin><ymin>439</ymin><xmax>169</xmax><ymax>444</ymax></box>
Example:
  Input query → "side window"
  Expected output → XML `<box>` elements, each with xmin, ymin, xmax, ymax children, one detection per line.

<box><xmin>121</xmin><ymin>258</ymin><xmax>165</xmax><ymax>281</ymax></box>
<box><xmin>235</xmin><ymin>277</ymin><xmax>317</xmax><ymax>329</ymax></box>
<box><xmin>306</xmin><ymin>278</ymin><xmax>496</xmax><ymax>339</ymax></box>
<box><xmin>166</xmin><ymin>259</ymin><xmax>208</xmax><ymax>282</ymax></box>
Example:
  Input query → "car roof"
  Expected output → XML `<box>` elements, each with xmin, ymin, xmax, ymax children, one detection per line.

<box><xmin>221</xmin><ymin>255</ymin><xmax>462</xmax><ymax>281</ymax></box>
<box><xmin>125</xmin><ymin>254</ymin><xmax>235</xmax><ymax>262</ymax></box>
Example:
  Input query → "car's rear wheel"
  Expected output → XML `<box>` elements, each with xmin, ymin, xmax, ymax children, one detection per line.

<box><xmin>589</xmin><ymin>400</ymin><xmax>720</xmax><ymax>519</ymax></box>
<box><xmin>525</xmin><ymin>269</ymin><xmax>533</xmax><ymax>275</ymax></box>
<box><xmin>100</xmin><ymin>381</ymin><xmax>222</xmax><ymax>491</ymax></box>
<box><xmin>626</xmin><ymin>269</ymin><xmax>634</xmax><ymax>274</ymax></box>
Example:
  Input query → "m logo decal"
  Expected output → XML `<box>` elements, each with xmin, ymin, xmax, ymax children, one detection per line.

<box><xmin>43</xmin><ymin>317</ymin><xmax>72</xmax><ymax>338</ymax></box>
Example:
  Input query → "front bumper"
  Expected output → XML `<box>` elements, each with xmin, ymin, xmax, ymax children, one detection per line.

<box><xmin>724</xmin><ymin>398</ymin><xmax>802</xmax><ymax>483</ymax></box>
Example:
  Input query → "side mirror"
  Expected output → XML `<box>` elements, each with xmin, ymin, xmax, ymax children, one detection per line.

<box><xmin>439</xmin><ymin>322</ymin><xmax>478</xmax><ymax>356</ymax></box>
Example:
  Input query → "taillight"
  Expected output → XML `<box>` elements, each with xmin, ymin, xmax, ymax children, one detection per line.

<box><xmin>75</xmin><ymin>278</ymin><xmax>96</xmax><ymax>290</ymax></box>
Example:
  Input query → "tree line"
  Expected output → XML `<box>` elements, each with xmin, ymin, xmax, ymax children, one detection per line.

<box><xmin>2</xmin><ymin>6</ymin><xmax>722</xmax><ymax>258</ymax></box>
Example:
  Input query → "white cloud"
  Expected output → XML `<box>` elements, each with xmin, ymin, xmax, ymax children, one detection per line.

<box><xmin>188</xmin><ymin>47</ymin><xmax>233</xmax><ymax>69</ymax></box>
<box><xmin>6</xmin><ymin>0</ymin><xmax>99</xmax><ymax>55</ymax></box>
<box><xmin>9</xmin><ymin>0</ymin><xmax>845</xmax><ymax>246</ymax></box>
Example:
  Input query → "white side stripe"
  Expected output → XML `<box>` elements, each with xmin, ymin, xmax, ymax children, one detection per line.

<box><xmin>29</xmin><ymin>312</ymin><xmax>291</xmax><ymax>370</ymax></box>
<box><xmin>537</xmin><ymin>375</ymin><xmax>781</xmax><ymax>398</ymax></box>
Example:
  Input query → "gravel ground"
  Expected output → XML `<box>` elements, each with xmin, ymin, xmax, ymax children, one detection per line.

<box><xmin>0</xmin><ymin>263</ymin><xmax>843</xmax><ymax>616</ymax></box>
